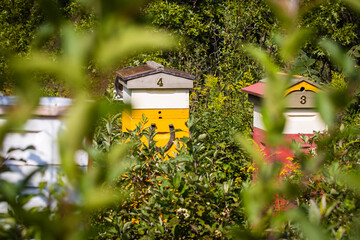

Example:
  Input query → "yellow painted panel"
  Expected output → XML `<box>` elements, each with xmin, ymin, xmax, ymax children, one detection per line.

<box><xmin>153</xmin><ymin>131</ymin><xmax>188</xmax><ymax>146</ymax></box>
<box><xmin>122</xmin><ymin>109</ymin><xmax>189</xmax><ymax>132</ymax></box>
<box><xmin>285</xmin><ymin>81</ymin><xmax>320</xmax><ymax>95</ymax></box>
<box><xmin>129</xmin><ymin>109</ymin><xmax>189</xmax><ymax>119</ymax></box>
<box><xmin>139</xmin><ymin>131</ymin><xmax>188</xmax><ymax>145</ymax></box>
<box><xmin>122</xmin><ymin>112</ymin><xmax>134</xmax><ymax>132</ymax></box>
<box><xmin>140</xmin><ymin>131</ymin><xmax>188</xmax><ymax>158</ymax></box>
<box><xmin>122</xmin><ymin>108</ymin><xmax>190</xmax><ymax>157</ymax></box>
<box><xmin>126</xmin><ymin>118</ymin><xmax>188</xmax><ymax>132</ymax></box>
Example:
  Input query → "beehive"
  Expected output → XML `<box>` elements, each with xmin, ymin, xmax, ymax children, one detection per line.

<box><xmin>242</xmin><ymin>75</ymin><xmax>327</xmax><ymax>210</ymax></box>
<box><xmin>0</xmin><ymin>97</ymin><xmax>88</xmax><ymax>211</ymax></box>
<box><xmin>115</xmin><ymin>61</ymin><xmax>195</xmax><ymax>154</ymax></box>
<box><xmin>242</xmin><ymin>76</ymin><xmax>327</xmax><ymax>164</ymax></box>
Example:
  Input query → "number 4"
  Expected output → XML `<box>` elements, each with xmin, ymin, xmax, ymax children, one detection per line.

<box><xmin>157</xmin><ymin>77</ymin><xmax>163</xmax><ymax>87</ymax></box>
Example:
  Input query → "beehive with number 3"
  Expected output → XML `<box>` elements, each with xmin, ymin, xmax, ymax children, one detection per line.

<box><xmin>115</xmin><ymin>61</ymin><xmax>195</xmax><ymax>154</ymax></box>
<box><xmin>242</xmin><ymin>75</ymin><xmax>327</xmax><ymax>165</ymax></box>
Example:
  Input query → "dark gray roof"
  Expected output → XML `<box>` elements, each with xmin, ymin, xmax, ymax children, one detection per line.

<box><xmin>116</xmin><ymin>61</ymin><xmax>196</xmax><ymax>81</ymax></box>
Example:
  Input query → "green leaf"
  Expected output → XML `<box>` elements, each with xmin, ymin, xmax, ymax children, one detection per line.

<box><xmin>335</xmin><ymin>226</ymin><xmax>346</xmax><ymax>240</ymax></box>
<box><xmin>173</xmin><ymin>172</ymin><xmax>181</xmax><ymax>189</ymax></box>
<box><xmin>235</xmin><ymin>134</ymin><xmax>264</xmax><ymax>168</ymax></box>
<box><xmin>280</xmin><ymin>28</ymin><xmax>312</xmax><ymax>61</ymax></box>
<box><xmin>338</xmin><ymin>171</ymin><xmax>360</xmax><ymax>194</ymax></box>
<box><xmin>344</xmin><ymin>0</ymin><xmax>360</xmax><ymax>13</ymax></box>
<box><xmin>156</xmin><ymin>223</ymin><xmax>164</xmax><ymax>234</ymax></box>
<box><xmin>309</xmin><ymin>200</ymin><xmax>321</xmax><ymax>225</ymax></box>
<box><xmin>83</xmin><ymin>185</ymin><xmax>128</xmax><ymax>210</ymax></box>
<box><xmin>319</xmin><ymin>40</ymin><xmax>357</xmax><ymax>80</ymax></box>
<box><xmin>244</xmin><ymin>45</ymin><xmax>279</xmax><ymax>78</ymax></box>
<box><xmin>315</xmin><ymin>91</ymin><xmax>335</xmax><ymax>128</ymax></box>
<box><xmin>123</xmin><ymin>221</ymin><xmax>132</xmax><ymax>232</ymax></box>
<box><xmin>96</xmin><ymin>25</ymin><xmax>175</xmax><ymax>68</ymax></box>
<box><xmin>286</xmin><ymin>209</ymin><xmax>328</xmax><ymax>240</ymax></box>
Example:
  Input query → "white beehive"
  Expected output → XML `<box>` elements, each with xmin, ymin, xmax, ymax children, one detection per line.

<box><xmin>0</xmin><ymin>97</ymin><xmax>88</xmax><ymax>211</ymax></box>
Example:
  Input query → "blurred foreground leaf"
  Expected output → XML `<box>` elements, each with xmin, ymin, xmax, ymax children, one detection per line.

<box><xmin>315</xmin><ymin>91</ymin><xmax>336</xmax><ymax>128</ymax></box>
<box><xmin>344</xmin><ymin>0</ymin><xmax>360</xmax><ymax>13</ymax></box>
<box><xmin>286</xmin><ymin>209</ymin><xmax>329</xmax><ymax>240</ymax></box>
<box><xmin>96</xmin><ymin>24</ymin><xmax>175</xmax><ymax>68</ymax></box>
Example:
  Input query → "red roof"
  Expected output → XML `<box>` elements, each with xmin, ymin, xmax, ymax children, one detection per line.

<box><xmin>241</xmin><ymin>82</ymin><xmax>265</xmax><ymax>97</ymax></box>
<box><xmin>241</xmin><ymin>75</ymin><xmax>321</xmax><ymax>97</ymax></box>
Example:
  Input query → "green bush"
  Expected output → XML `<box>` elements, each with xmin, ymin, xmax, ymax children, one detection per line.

<box><xmin>92</xmin><ymin>115</ymin><xmax>252</xmax><ymax>239</ymax></box>
<box><xmin>1</xmin><ymin>0</ymin><xmax>360</xmax><ymax>239</ymax></box>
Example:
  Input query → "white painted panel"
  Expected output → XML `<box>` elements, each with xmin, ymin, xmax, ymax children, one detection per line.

<box><xmin>23</xmin><ymin>118</ymin><xmax>64</xmax><ymax>133</ymax></box>
<box><xmin>0</xmin><ymin>96</ymin><xmax>72</xmax><ymax>107</ymax></box>
<box><xmin>0</xmin><ymin>96</ymin><xmax>17</xmax><ymax>105</ymax></box>
<box><xmin>39</xmin><ymin>97</ymin><xmax>72</xmax><ymax>106</ymax></box>
<box><xmin>0</xmin><ymin>189</ymin><xmax>49</xmax><ymax>213</ymax></box>
<box><xmin>75</xmin><ymin>150</ymin><xmax>89</xmax><ymax>166</ymax></box>
<box><xmin>2</xmin><ymin>131</ymin><xmax>54</xmax><ymax>165</ymax></box>
<box><xmin>253</xmin><ymin>105</ymin><xmax>327</xmax><ymax>134</ymax></box>
<box><xmin>283</xmin><ymin>109</ymin><xmax>327</xmax><ymax>134</ymax></box>
<box><xmin>253</xmin><ymin>105</ymin><xmax>265</xmax><ymax>130</ymax></box>
<box><xmin>123</xmin><ymin>87</ymin><xmax>132</xmax><ymax>105</ymax></box>
<box><xmin>0</xmin><ymin>165</ymin><xmax>56</xmax><ymax>187</ymax></box>
<box><xmin>0</xmin><ymin>118</ymin><xmax>87</xmax><ymax>166</ymax></box>
<box><xmin>0</xmin><ymin>165</ymin><xmax>87</xmax><ymax>212</ymax></box>
<box><xmin>23</xmin><ymin>194</ymin><xmax>49</xmax><ymax>210</ymax></box>
<box><xmin>130</xmin><ymin>89</ymin><xmax>189</xmax><ymax>109</ymax></box>
<box><xmin>0</xmin><ymin>202</ymin><xmax>9</xmax><ymax>213</ymax></box>
<box><xmin>1</xmin><ymin>118</ymin><xmax>66</xmax><ymax>165</ymax></box>
<box><xmin>0</xmin><ymin>165</ymin><xmax>87</xmax><ymax>187</ymax></box>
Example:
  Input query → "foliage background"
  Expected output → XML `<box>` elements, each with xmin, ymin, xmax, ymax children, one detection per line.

<box><xmin>0</xmin><ymin>0</ymin><xmax>360</xmax><ymax>239</ymax></box>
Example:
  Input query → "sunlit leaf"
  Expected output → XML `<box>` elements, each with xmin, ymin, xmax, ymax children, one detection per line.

<box><xmin>280</xmin><ymin>28</ymin><xmax>312</xmax><ymax>62</ymax></box>
<box><xmin>266</xmin><ymin>0</ymin><xmax>299</xmax><ymax>29</ymax></box>
<box><xmin>244</xmin><ymin>45</ymin><xmax>279</xmax><ymax>78</ymax></box>
<box><xmin>96</xmin><ymin>25</ymin><xmax>174</xmax><ymax>68</ymax></box>
<box><xmin>344</xmin><ymin>0</ymin><xmax>360</xmax><ymax>13</ymax></box>
<box><xmin>315</xmin><ymin>91</ymin><xmax>335</xmax><ymax>128</ymax></box>
<box><xmin>309</xmin><ymin>200</ymin><xmax>321</xmax><ymax>225</ymax></box>
<box><xmin>107</xmin><ymin>144</ymin><xmax>134</xmax><ymax>181</ymax></box>
<box><xmin>338</xmin><ymin>171</ymin><xmax>360</xmax><ymax>194</ymax></box>
<box><xmin>83</xmin><ymin>186</ymin><xmax>128</xmax><ymax>210</ymax></box>
<box><xmin>173</xmin><ymin>172</ymin><xmax>181</xmax><ymax>189</ymax></box>
<box><xmin>235</xmin><ymin>134</ymin><xmax>264</xmax><ymax>168</ymax></box>
<box><xmin>319</xmin><ymin>40</ymin><xmax>357</xmax><ymax>80</ymax></box>
<box><xmin>244</xmin><ymin>45</ymin><xmax>288</xmax><ymax>145</ymax></box>
<box><xmin>286</xmin><ymin>209</ymin><xmax>329</xmax><ymax>240</ymax></box>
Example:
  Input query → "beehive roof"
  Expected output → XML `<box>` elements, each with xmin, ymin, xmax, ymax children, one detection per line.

<box><xmin>241</xmin><ymin>75</ymin><xmax>321</xmax><ymax>97</ymax></box>
<box><xmin>116</xmin><ymin>61</ymin><xmax>196</xmax><ymax>81</ymax></box>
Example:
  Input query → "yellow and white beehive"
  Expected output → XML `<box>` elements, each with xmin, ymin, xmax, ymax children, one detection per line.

<box><xmin>115</xmin><ymin>61</ymin><xmax>195</xmax><ymax>154</ymax></box>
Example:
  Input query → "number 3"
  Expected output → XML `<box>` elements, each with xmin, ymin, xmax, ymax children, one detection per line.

<box><xmin>300</xmin><ymin>95</ymin><xmax>306</xmax><ymax>104</ymax></box>
<box><xmin>157</xmin><ymin>77</ymin><xmax>163</xmax><ymax>87</ymax></box>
